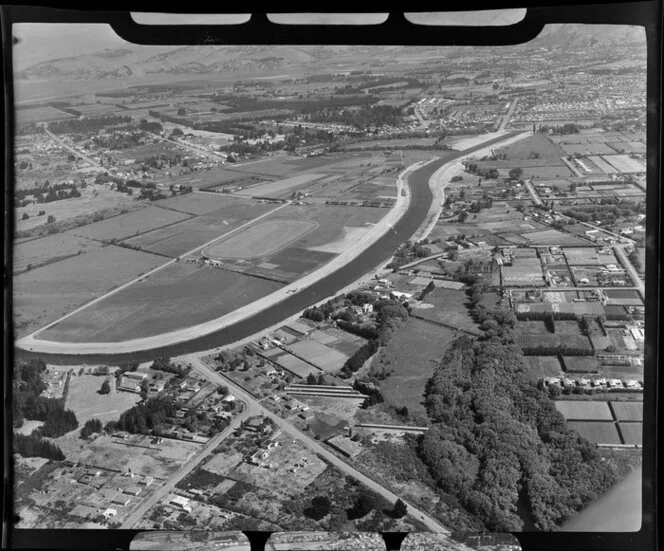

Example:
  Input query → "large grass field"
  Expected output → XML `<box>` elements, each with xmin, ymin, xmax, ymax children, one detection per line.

<box><xmin>370</xmin><ymin>317</ymin><xmax>456</xmax><ymax>421</ymax></box>
<box><xmin>610</xmin><ymin>401</ymin><xmax>643</xmax><ymax>422</ymax></box>
<box><xmin>64</xmin><ymin>373</ymin><xmax>142</xmax><ymax>425</ymax></box>
<box><xmin>122</xmin><ymin>201</ymin><xmax>276</xmax><ymax>258</ymax></box>
<box><xmin>568</xmin><ymin>421</ymin><xmax>623</xmax><ymax>445</ymax></box>
<box><xmin>14</xmin><ymin>246</ymin><xmax>166</xmax><ymax>337</ymax></box>
<box><xmin>617</xmin><ymin>422</ymin><xmax>643</xmax><ymax>445</ymax></box>
<box><xmin>515</xmin><ymin>320</ymin><xmax>592</xmax><ymax>350</ymax></box>
<box><xmin>38</xmin><ymin>263</ymin><xmax>282</xmax><ymax>343</ymax></box>
<box><xmin>287</xmin><ymin>340</ymin><xmax>349</xmax><ymax>372</ymax></box>
<box><xmin>66</xmin><ymin>206</ymin><xmax>191</xmax><ymax>242</ymax></box>
<box><xmin>204</xmin><ymin>220</ymin><xmax>317</xmax><ymax>260</ymax></box>
<box><xmin>16</xmin><ymin>106</ymin><xmax>74</xmax><ymax>124</ymax></box>
<box><xmin>153</xmin><ymin>192</ymin><xmax>257</xmax><ymax>215</ymax></box>
<box><xmin>494</xmin><ymin>133</ymin><xmax>565</xmax><ymax>160</ymax></box>
<box><xmin>232</xmin><ymin>173</ymin><xmax>326</xmax><ymax>199</ymax></box>
<box><xmin>555</xmin><ymin>400</ymin><xmax>614</xmax><ymax>421</ymax></box>
<box><xmin>523</xmin><ymin>356</ymin><xmax>564</xmax><ymax>381</ymax></box>
<box><xmin>409</xmin><ymin>288</ymin><xmax>479</xmax><ymax>334</ymax></box>
<box><xmin>14</xmin><ymin>233</ymin><xmax>104</xmax><ymax>274</ymax></box>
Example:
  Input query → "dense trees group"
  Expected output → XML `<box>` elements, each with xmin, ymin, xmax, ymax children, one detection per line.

<box><xmin>80</xmin><ymin>418</ymin><xmax>103</xmax><ymax>439</ymax></box>
<box><xmin>49</xmin><ymin>115</ymin><xmax>132</xmax><ymax>134</ymax></box>
<box><xmin>14</xmin><ymin>433</ymin><xmax>65</xmax><ymax>461</ymax></box>
<box><xmin>106</xmin><ymin>396</ymin><xmax>177</xmax><ymax>435</ymax></box>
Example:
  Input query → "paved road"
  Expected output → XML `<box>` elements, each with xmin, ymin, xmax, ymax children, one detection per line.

<box><xmin>523</xmin><ymin>178</ymin><xmax>544</xmax><ymax>206</ymax></box>
<box><xmin>120</xmin><ymin>399</ymin><xmax>257</xmax><ymax>529</ymax></box>
<box><xmin>613</xmin><ymin>244</ymin><xmax>645</xmax><ymax>297</ymax></box>
<box><xmin>186</xmin><ymin>356</ymin><xmax>452</xmax><ymax>535</ymax></box>
<box><xmin>44</xmin><ymin>126</ymin><xmax>100</xmax><ymax>167</ymax></box>
<box><xmin>497</xmin><ymin>97</ymin><xmax>519</xmax><ymax>132</ymax></box>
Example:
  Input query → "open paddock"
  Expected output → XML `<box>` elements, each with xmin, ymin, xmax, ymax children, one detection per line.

<box><xmin>603</xmin><ymin>155</ymin><xmax>646</xmax><ymax>174</ymax></box>
<box><xmin>271</xmin><ymin>352</ymin><xmax>321</xmax><ymax>379</ymax></box>
<box><xmin>524</xmin><ymin>356</ymin><xmax>563</xmax><ymax>381</ymax></box>
<box><xmin>523</xmin><ymin>165</ymin><xmax>574</xmax><ymax>178</ymax></box>
<box><xmin>14</xmin><ymin>246</ymin><xmax>166</xmax><ymax>337</ymax></box>
<box><xmin>610</xmin><ymin>401</ymin><xmax>643</xmax><ymax>422</ymax></box>
<box><xmin>514</xmin><ymin>320</ymin><xmax>591</xmax><ymax>350</ymax></box>
<box><xmin>608</xmin><ymin>142</ymin><xmax>646</xmax><ymax>154</ymax></box>
<box><xmin>37</xmin><ymin>263</ymin><xmax>282</xmax><ymax>343</ymax></box>
<box><xmin>617</xmin><ymin>422</ymin><xmax>643</xmax><ymax>445</ymax></box>
<box><xmin>521</xmin><ymin>228</ymin><xmax>590</xmax><ymax>246</ymax></box>
<box><xmin>123</xmin><ymin>201</ymin><xmax>276</xmax><ymax>258</ymax></box>
<box><xmin>310</xmin><ymin>327</ymin><xmax>366</xmax><ymax>357</ymax></box>
<box><xmin>370</xmin><ymin>317</ymin><xmax>456</xmax><ymax>420</ymax></box>
<box><xmin>65</xmin><ymin>373</ymin><xmax>142</xmax><ymax>425</ymax></box>
<box><xmin>233</xmin><ymin>173</ymin><xmax>327</xmax><ymax>199</ymax></box>
<box><xmin>73</xmin><ymin>103</ymin><xmax>127</xmax><ymax>117</ymax></box>
<box><xmin>113</xmin><ymin>141</ymin><xmax>183</xmax><ymax>162</ymax></box>
<box><xmin>561</xmin><ymin>356</ymin><xmax>601</xmax><ymax>373</ymax></box>
<box><xmin>66</xmin><ymin>206</ymin><xmax>191</xmax><ymax>242</ymax></box>
<box><xmin>555</xmin><ymin>401</ymin><xmax>614</xmax><ymax>421</ymax></box>
<box><xmin>152</xmin><ymin>192</ymin><xmax>259</xmax><ymax>216</ymax></box>
<box><xmin>16</xmin><ymin>106</ymin><xmax>74</xmax><ymax>124</ymax></box>
<box><xmin>286</xmin><ymin>340</ymin><xmax>349</xmax><ymax>373</ymax></box>
<box><xmin>568</xmin><ymin>421</ymin><xmax>622</xmax><ymax>445</ymax></box>
<box><xmin>14</xmin><ymin>233</ymin><xmax>105</xmax><ymax>274</ymax></box>
<box><xmin>494</xmin><ymin>133</ymin><xmax>565</xmax><ymax>159</ymax></box>
<box><xmin>204</xmin><ymin>220</ymin><xmax>317</xmax><ymax>260</ymax></box>
<box><xmin>560</xmin><ymin>143</ymin><xmax>617</xmax><ymax>156</ymax></box>
<box><xmin>343</xmin><ymin>137</ymin><xmax>438</xmax><ymax>149</ymax></box>
<box><xmin>410</xmin><ymin>287</ymin><xmax>478</xmax><ymax>334</ymax></box>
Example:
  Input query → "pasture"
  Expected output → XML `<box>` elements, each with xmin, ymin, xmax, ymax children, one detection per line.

<box><xmin>409</xmin><ymin>287</ymin><xmax>478</xmax><ymax>334</ymax></box>
<box><xmin>561</xmin><ymin>356</ymin><xmax>601</xmax><ymax>373</ymax></box>
<box><xmin>73</xmin><ymin>103</ymin><xmax>126</xmax><ymax>117</ymax></box>
<box><xmin>520</xmin><ymin>228</ymin><xmax>590</xmax><ymax>246</ymax></box>
<box><xmin>66</xmin><ymin>206</ymin><xmax>191</xmax><ymax>242</ymax></box>
<box><xmin>14</xmin><ymin>246</ymin><xmax>165</xmax><ymax>337</ymax></box>
<box><xmin>568</xmin><ymin>421</ymin><xmax>622</xmax><ymax>445</ymax></box>
<box><xmin>64</xmin><ymin>373</ymin><xmax>142</xmax><ymax>425</ymax></box>
<box><xmin>603</xmin><ymin>155</ymin><xmax>646</xmax><ymax>173</ymax></box>
<box><xmin>514</xmin><ymin>320</ymin><xmax>592</xmax><ymax>350</ymax></box>
<box><xmin>370</xmin><ymin>317</ymin><xmax>456</xmax><ymax>420</ymax></box>
<box><xmin>610</xmin><ymin>401</ymin><xmax>643</xmax><ymax>422</ymax></box>
<box><xmin>122</xmin><ymin>201</ymin><xmax>276</xmax><ymax>257</ymax></box>
<box><xmin>232</xmin><ymin>173</ymin><xmax>326</xmax><ymax>199</ymax></box>
<box><xmin>152</xmin><ymin>192</ymin><xmax>254</xmax><ymax>215</ymax></box>
<box><xmin>617</xmin><ymin>423</ymin><xmax>643</xmax><ymax>445</ymax></box>
<box><xmin>16</xmin><ymin>106</ymin><xmax>74</xmax><ymax>124</ymax></box>
<box><xmin>38</xmin><ymin>263</ymin><xmax>282</xmax><ymax>343</ymax></box>
<box><xmin>204</xmin><ymin>220</ymin><xmax>317</xmax><ymax>260</ymax></box>
<box><xmin>555</xmin><ymin>401</ymin><xmax>614</xmax><ymax>421</ymax></box>
<box><xmin>271</xmin><ymin>352</ymin><xmax>321</xmax><ymax>379</ymax></box>
<box><xmin>14</xmin><ymin>233</ymin><xmax>104</xmax><ymax>274</ymax></box>
<box><xmin>494</xmin><ymin>133</ymin><xmax>565</xmax><ymax>159</ymax></box>
<box><xmin>524</xmin><ymin>356</ymin><xmax>564</xmax><ymax>381</ymax></box>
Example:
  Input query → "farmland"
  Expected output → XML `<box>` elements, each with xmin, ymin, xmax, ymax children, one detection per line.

<box><xmin>14</xmin><ymin>233</ymin><xmax>104</xmax><ymax>274</ymax></box>
<box><xmin>232</xmin><ymin>173</ymin><xmax>326</xmax><ymax>199</ymax></box>
<box><xmin>524</xmin><ymin>356</ymin><xmax>564</xmax><ymax>381</ymax></box>
<box><xmin>14</xmin><ymin>246</ymin><xmax>166</xmax><ymax>337</ymax></box>
<box><xmin>286</xmin><ymin>340</ymin><xmax>350</xmax><ymax>373</ymax></box>
<box><xmin>123</xmin><ymin>201</ymin><xmax>277</xmax><ymax>258</ymax></box>
<box><xmin>514</xmin><ymin>320</ymin><xmax>592</xmax><ymax>350</ymax></box>
<box><xmin>369</xmin><ymin>317</ymin><xmax>457</xmax><ymax>421</ymax></box>
<box><xmin>567</xmin><ymin>421</ymin><xmax>623</xmax><ymax>445</ymax></box>
<box><xmin>610</xmin><ymin>401</ymin><xmax>643</xmax><ymax>422</ymax></box>
<box><xmin>554</xmin><ymin>401</ymin><xmax>614</xmax><ymax>421</ymax></box>
<box><xmin>38</xmin><ymin>263</ymin><xmax>283</xmax><ymax>343</ymax></box>
<box><xmin>16</xmin><ymin>105</ymin><xmax>74</xmax><ymax>124</ymax></box>
<box><xmin>617</xmin><ymin>423</ymin><xmax>643</xmax><ymax>445</ymax></box>
<box><xmin>409</xmin><ymin>287</ymin><xmax>478</xmax><ymax>334</ymax></box>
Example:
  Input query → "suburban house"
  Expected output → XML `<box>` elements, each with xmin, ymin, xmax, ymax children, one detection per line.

<box><xmin>117</xmin><ymin>372</ymin><xmax>147</xmax><ymax>393</ymax></box>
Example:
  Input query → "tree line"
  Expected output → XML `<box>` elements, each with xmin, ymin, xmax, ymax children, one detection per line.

<box><xmin>49</xmin><ymin>115</ymin><xmax>132</xmax><ymax>134</ymax></box>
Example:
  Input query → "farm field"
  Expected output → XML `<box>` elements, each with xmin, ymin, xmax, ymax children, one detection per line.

<box><xmin>520</xmin><ymin>228</ymin><xmax>590</xmax><ymax>246</ymax></box>
<box><xmin>38</xmin><ymin>263</ymin><xmax>282</xmax><ymax>343</ymax></box>
<box><xmin>269</xmin><ymin>351</ymin><xmax>321</xmax><ymax>379</ymax></box>
<box><xmin>343</xmin><ymin>137</ymin><xmax>437</xmax><ymax>149</ymax></box>
<box><xmin>370</xmin><ymin>317</ymin><xmax>456</xmax><ymax>421</ymax></box>
<box><xmin>73</xmin><ymin>103</ymin><xmax>126</xmax><ymax>116</ymax></box>
<box><xmin>555</xmin><ymin>401</ymin><xmax>614</xmax><ymax>421</ymax></box>
<box><xmin>232</xmin><ymin>173</ymin><xmax>326</xmax><ymax>199</ymax></box>
<box><xmin>153</xmin><ymin>192</ymin><xmax>259</xmax><ymax>215</ymax></box>
<box><xmin>610</xmin><ymin>401</ymin><xmax>643</xmax><ymax>422</ymax></box>
<box><xmin>122</xmin><ymin>201</ymin><xmax>276</xmax><ymax>258</ymax></box>
<box><xmin>14</xmin><ymin>246</ymin><xmax>166</xmax><ymax>337</ymax></box>
<box><xmin>568</xmin><ymin>421</ymin><xmax>622</xmax><ymax>445</ymax></box>
<box><xmin>617</xmin><ymin>422</ymin><xmax>643</xmax><ymax>445</ymax></box>
<box><xmin>65</xmin><ymin>206</ymin><xmax>191</xmax><ymax>242</ymax></box>
<box><xmin>13</xmin><ymin>233</ymin><xmax>104</xmax><ymax>274</ymax></box>
<box><xmin>286</xmin><ymin>340</ymin><xmax>349</xmax><ymax>373</ymax></box>
<box><xmin>603</xmin><ymin>155</ymin><xmax>646</xmax><ymax>173</ymax></box>
<box><xmin>409</xmin><ymin>288</ymin><xmax>478</xmax><ymax>334</ymax></box>
<box><xmin>524</xmin><ymin>356</ymin><xmax>564</xmax><ymax>381</ymax></box>
<box><xmin>561</xmin><ymin>356</ymin><xmax>601</xmax><ymax>373</ymax></box>
<box><xmin>204</xmin><ymin>220</ymin><xmax>317</xmax><ymax>260</ymax></box>
<box><xmin>16</xmin><ymin>105</ymin><xmax>74</xmax><ymax>124</ymax></box>
<box><xmin>494</xmin><ymin>133</ymin><xmax>565</xmax><ymax>159</ymax></box>
<box><xmin>514</xmin><ymin>320</ymin><xmax>592</xmax><ymax>349</ymax></box>
<box><xmin>310</xmin><ymin>327</ymin><xmax>366</xmax><ymax>357</ymax></box>
<box><xmin>15</xmin><ymin>185</ymin><xmax>140</xmax><ymax>235</ymax></box>
<box><xmin>64</xmin><ymin>373</ymin><xmax>142</xmax><ymax>425</ymax></box>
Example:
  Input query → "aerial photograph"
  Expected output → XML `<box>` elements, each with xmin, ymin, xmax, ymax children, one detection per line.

<box><xmin>10</xmin><ymin>12</ymin><xmax>647</xmax><ymax>548</ymax></box>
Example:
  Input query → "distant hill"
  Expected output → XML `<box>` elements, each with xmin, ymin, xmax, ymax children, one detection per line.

<box><xmin>528</xmin><ymin>23</ymin><xmax>646</xmax><ymax>51</ymax></box>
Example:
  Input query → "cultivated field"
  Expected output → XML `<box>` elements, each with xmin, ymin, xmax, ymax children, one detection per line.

<box><xmin>514</xmin><ymin>320</ymin><xmax>592</xmax><ymax>350</ymax></box>
<box><xmin>610</xmin><ymin>401</ymin><xmax>643</xmax><ymax>422</ymax></box>
<box><xmin>38</xmin><ymin>263</ymin><xmax>282</xmax><ymax>343</ymax></box>
<box><xmin>370</xmin><ymin>317</ymin><xmax>456</xmax><ymax>420</ymax></box>
<box><xmin>494</xmin><ymin>133</ymin><xmax>565</xmax><ymax>159</ymax></box>
<box><xmin>66</xmin><ymin>206</ymin><xmax>191</xmax><ymax>242</ymax></box>
<box><xmin>14</xmin><ymin>246</ymin><xmax>166</xmax><ymax>337</ymax></box>
<box><xmin>154</xmin><ymin>192</ymin><xmax>259</xmax><ymax>215</ymax></box>
<box><xmin>524</xmin><ymin>356</ymin><xmax>564</xmax><ymax>381</ymax></box>
<box><xmin>204</xmin><ymin>220</ymin><xmax>317</xmax><ymax>260</ymax></box>
<box><xmin>233</xmin><ymin>173</ymin><xmax>326</xmax><ymax>199</ymax></box>
<box><xmin>520</xmin><ymin>228</ymin><xmax>590</xmax><ymax>246</ymax></box>
<box><xmin>567</xmin><ymin>421</ymin><xmax>622</xmax><ymax>445</ymax></box>
<box><xmin>16</xmin><ymin>106</ymin><xmax>74</xmax><ymax>124</ymax></box>
<box><xmin>270</xmin><ymin>352</ymin><xmax>321</xmax><ymax>379</ymax></box>
<box><xmin>617</xmin><ymin>422</ymin><xmax>643</xmax><ymax>445</ymax></box>
<box><xmin>65</xmin><ymin>373</ymin><xmax>142</xmax><ymax>425</ymax></box>
<box><xmin>561</xmin><ymin>356</ymin><xmax>601</xmax><ymax>373</ymax></box>
<box><xmin>555</xmin><ymin>401</ymin><xmax>614</xmax><ymax>421</ymax></box>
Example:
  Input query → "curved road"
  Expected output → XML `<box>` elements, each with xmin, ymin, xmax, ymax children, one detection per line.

<box><xmin>15</xmin><ymin>132</ymin><xmax>519</xmax><ymax>365</ymax></box>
